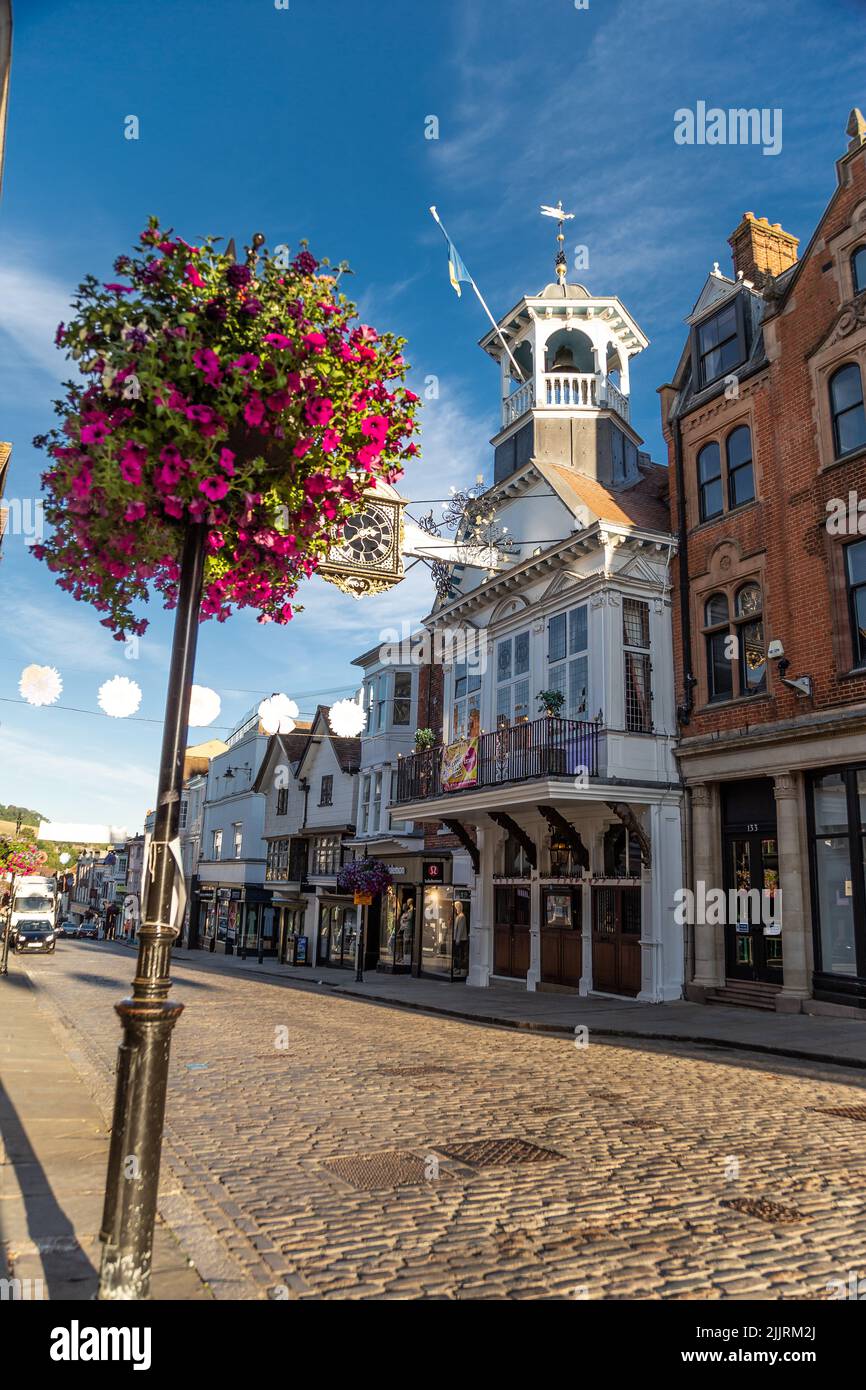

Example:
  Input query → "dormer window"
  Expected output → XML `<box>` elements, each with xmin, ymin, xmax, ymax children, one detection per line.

<box><xmin>852</xmin><ymin>245</ymin><xmax>866</xmax><ymax>295</ymax></box>
<box><xmin>694</xmin><ymin>299</ymin><xmax>747</xmax><ymax>388</ymax></box>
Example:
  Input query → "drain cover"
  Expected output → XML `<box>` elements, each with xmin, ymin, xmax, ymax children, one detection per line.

<box><xmin>721</xmin><ymin>1197</ymin><xmax>805</xmax><ymax>1224</ymax></box>
<box><xmin>809</xmin><ymin>1105</ymin><xmax>866</xmax><ymax>1122</ymax></box>
<box><xmin>379</xmin><ymin>1064</ymin><xmax>453</xmax><ymax>1077</ymax></box>
<box><xmin>622</xmin><ymin>1118</ymin><xmax>660</xmax><ymax>1129</ymax></box>
<box><xmin>590</xmin><ymin>1091</ymin><xmax>626</xmax><ymax>1102</ymax></box>
<box><xmin>321</xmin><ymin>1149</ymin><xmax>431</xmax><ymax>1191</ymax></box>
<box><xmin>435</xmin><ymin>1137</ymin><xmax>562</xmax><ymax>1168</ymax></box>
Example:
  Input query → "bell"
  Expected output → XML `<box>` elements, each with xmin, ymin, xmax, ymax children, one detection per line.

<box><xmin>551</xmin><ymin>343</ymin><xmax>576</xmax><ymax>372</ymax></box>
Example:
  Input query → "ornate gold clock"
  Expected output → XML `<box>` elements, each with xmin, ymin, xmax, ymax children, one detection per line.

<box><xmin>319</xmin><ymin>488</ymin><xmax>407</xmax><ymax>598</ymax></box>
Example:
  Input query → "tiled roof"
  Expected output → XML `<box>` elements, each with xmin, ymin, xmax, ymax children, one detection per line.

<box><xmin>539</xmin><ymin>461</ymin><xmax>671</xmax><ymax>534</ymax></box>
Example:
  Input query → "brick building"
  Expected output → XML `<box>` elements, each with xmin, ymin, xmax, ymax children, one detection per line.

<box><xmin>660</xmin><ymin>108</ymin><xmax>866</xmax><ymax>1013</ymax></box>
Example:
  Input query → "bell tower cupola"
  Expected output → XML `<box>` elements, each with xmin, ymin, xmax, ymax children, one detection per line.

<box><xmin>480</xmin><ymin>209</ymin><xmax>650</xmax><ymax>489</ymax></box>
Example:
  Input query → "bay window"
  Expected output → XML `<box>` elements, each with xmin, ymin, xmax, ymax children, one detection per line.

<box><xmin>451</xmin><ymin>658</ymin><xmax>481</xmax><ymax>739</ymax></box>
<box><xmin>547</xmin><ymin>604</ymin><xmax>588</xmax><ymax>719</ymax></box>
<box><xmin>496</xmin><ymin>630</ymin><xmax>530</xmax><ymax>728</ymax></box>
<box><xmin>623</xmin><ymin>599</ymin><xmax>652</xmax><ymax>732</ymax></box>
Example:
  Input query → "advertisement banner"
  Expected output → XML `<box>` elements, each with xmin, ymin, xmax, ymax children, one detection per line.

<box><xmin>441</xmin><ymin>737</ymin><xmax>479</xmax><ymax>792</ymax></box>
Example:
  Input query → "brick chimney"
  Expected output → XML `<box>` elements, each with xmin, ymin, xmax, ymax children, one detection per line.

<box><xmin>728</xmin><ymin>212</ymin><xmax>799</xmax><ymax>288</ymax></box>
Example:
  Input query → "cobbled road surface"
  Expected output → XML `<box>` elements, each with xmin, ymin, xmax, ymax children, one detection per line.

<box><xmin>16</xmin><ymin>941</ymin><xmax>866</xmax><ymax>1300</ymax></box>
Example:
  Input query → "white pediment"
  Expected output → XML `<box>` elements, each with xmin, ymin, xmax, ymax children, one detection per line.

<box><xmin>685</xmin><ymin>272</ymin><xmax>739</xmax><ymax>325</ymax></box>
<box><xmin>616</xmin><ymin>552</ymin><xmax>665</xmax><ymax>584</ymax></box>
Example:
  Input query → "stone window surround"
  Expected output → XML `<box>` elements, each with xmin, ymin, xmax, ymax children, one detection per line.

<box><xmin>825</xmin><ymin>197</ymin><xmax>866</xmax><ymax>304</ymax></box>
<box><xmin>823</xmin><ymin>525</ymin><xmax>866</xmax><ymax>678</ymax></box>
<box><xmin>808</xmin><ymin>306</ymin><xmax>866</xmax><ymax>477</ymax></box>
<box><xmin>683</xmin><ymin>402</ymin><xmax>759</xmax><ymax>533</ymax></box>
<box><xmin>692</xmin><ymin>539</ymin><xmax>771</xmax><ymax>712</ymax></box>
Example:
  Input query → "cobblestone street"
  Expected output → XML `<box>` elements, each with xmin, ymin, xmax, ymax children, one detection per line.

<box><xmin>14</xmin><ymin>941</ymin><xmax>866</xmax><ymax>1300</ymax></box>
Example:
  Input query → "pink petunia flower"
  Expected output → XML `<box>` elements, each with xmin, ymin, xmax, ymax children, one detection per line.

<box><xmin>163</xmin><ymin>495</ymin><xmax>185</xmax><ymax>518</ymax></box>
<box><xmin>125</xmin><ymin>501</ymin><xmax>147</xmax><ymax>522</ymax></box>
<box><xmin>303</xmin><ymin>331</ymin><xmax>327</xmax><ymax>352</ymax></box>
<box><xmin>199</xmin><ymin>476</ymin><xmax>229</xmax><ymax>501</ymax></box>
<box><xmin>293</xmin><ymin>438</ymin><xmax>314</xmax><ymax>458</ymax></box>
<box><xmin>193</xmin><ymin>347</ymin><xmax>222</xmax><ymax>383</ymax></box>
<box><xmin>232</xmin><ymin>353</ymin><xmax>260</xmax><ymax>375</ymax></box>
<box><xmin>361</xmin><ymin>414</ymin><xmax>389</xmax><ymax>441</ymax></box>
<box><xmin>81</xmin><ymin>420</ymin><xmax>110</xmax><ymax>445</ymax></box>
<box><xmin>185</xmin><ymin>263</ymin><xmax>206</xmax><ymax>287</ymax></box>
<box><xmin>218</xmin><ymin>448</ymin><xmax>235</xmax><ymax>475</ymax></box>
<box><xmin>321</xmin><ymin>428</ymin><xmax>341</xmax><ymax>453</ymax></box>
<box><xmin>120</xmin><ymin>456</ymin><xmax>143</xmax><ymax>485</ymax></box>
<box><xmin>244</xmin><ymin>395</ymin><xmax>266</xmax><ymax>427</ymax></box>
<box><xmin>262</xmin><ymin>332</ymin><xmax>292</xmax><ymax>349</ymax></box>
<box><xmin>305</xmin><ymin>396</ymin><xmax>334</xmax><ymax>428</ymax></box>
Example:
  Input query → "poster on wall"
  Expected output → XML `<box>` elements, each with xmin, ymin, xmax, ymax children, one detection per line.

<box><xmin>441</xmin><ymin>736</ymin><xmax>479</xmax><ymax>792</ymax></box>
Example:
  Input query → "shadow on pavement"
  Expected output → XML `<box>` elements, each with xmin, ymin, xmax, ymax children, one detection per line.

<box><xmin>0</xmin><ymin>1080</ymin><xmax>97</xmax><ymax>1299</ymax></box>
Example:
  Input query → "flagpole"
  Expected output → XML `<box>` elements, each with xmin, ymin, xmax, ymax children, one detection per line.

<box><xmin>428</xmin><ymin>207</ymin><xmax>526</xmax><ymax>382</ymax></box>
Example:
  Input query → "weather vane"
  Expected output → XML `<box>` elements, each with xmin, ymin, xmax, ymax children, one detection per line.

<box><xmin>540</xmin><ymin>200</ymin><xmax>575</xmax><ymax>282</ymax></box>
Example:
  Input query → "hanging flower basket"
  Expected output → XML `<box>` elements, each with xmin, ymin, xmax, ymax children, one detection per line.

<box><xmin>33</xmin><ymin>218</ymin><xmax>420</xmax><ymax>637</ymax></box>
<box><xmin>336</xmin><ymin>857</ymin><xmax>393</xmax><ymax>898</ymax></box>
<box><xmin>0</xmin><ymin>843</ymin><xmax>48</xmax><ymax>878</ymax></box>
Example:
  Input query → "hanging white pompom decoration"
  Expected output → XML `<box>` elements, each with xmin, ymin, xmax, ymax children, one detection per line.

<box><xmin>189</xmin><ymin>684</ymin><xmax>221</xmax><ymax>727</ymax></box>
<box><xmin>258</xmin><ymin>693</ymin><xmax>299</xmax><ymax>735</ymax></box>
<box><xmin>98</xmin><ymin>675</ymin><xmax>142</xmax><ymax>719</ymax></box>
<box><xmin>19</xmin><ymin>664</ymin><xmax>63</xmax><ymax>707</ymax></box>
<box><xmin>328</xmin><ymin>697</ymin><xmax>367</xmax><ymax>738</ymax></box>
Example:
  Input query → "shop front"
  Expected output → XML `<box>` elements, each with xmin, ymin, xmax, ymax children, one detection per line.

<box><xmin>807</xmin><ymin>765</ymin><xmax>866</xmax><ymax>1007</ymax></box>
<box><xmin>378</xmin><ymin>881</ymin><xmax>417</xmax><ymax>973</ymax></box>
<box><xmin>198</xmin><ymin>885</ymin><xmax>275</xmax><ymax>955</ymax></box>
<box><xmin>317</xmin><ymin>897</ymin><xmax>359</xmax><ymax>968</ymax></box>
<box><xmin>420</xmin><ymin>880</ymin><xmax>471</xmax><ymax>981</ymax></box>
<box><xmin>274</xmin><ymin>897</ymin><xmax>310</xmax><ymax>965</ymax></box>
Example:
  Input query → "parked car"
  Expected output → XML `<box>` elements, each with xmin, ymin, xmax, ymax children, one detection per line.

<box><xmin>79</xmin><ymin>922</ymin><xmax>99</xmax><ymax>940</ymax></box>
<box><xmin>58</xmin><ymin>920</ymin><xmax>78</xmax><ymax>938</ymax></box>
<box><xmin>14</xmin><ymin>919</ymin><xmax>57</xmax><ymax>954</ymax></box>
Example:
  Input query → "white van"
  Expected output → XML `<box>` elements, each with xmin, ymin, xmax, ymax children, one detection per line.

<box><xmin>10</xmin><ymin>877</ymin><xmax>56</xmax><ymax>931</ymax></box>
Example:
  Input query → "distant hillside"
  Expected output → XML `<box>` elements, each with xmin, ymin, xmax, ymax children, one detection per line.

<box><xmin>0</xmin><ymin>804</ymin><xmax>45</xmax><ymax>828</ymax></box>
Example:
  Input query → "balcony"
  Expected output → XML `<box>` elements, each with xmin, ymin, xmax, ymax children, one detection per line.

<box><xmin>501</xmin><ymin>373</ymin><xmax>630</xmax><ymax>430</ymax></box>
<box><xmin>394</xmin><ymin>717</ymin><xmax>601</xmax><ymax>805</ymax></box>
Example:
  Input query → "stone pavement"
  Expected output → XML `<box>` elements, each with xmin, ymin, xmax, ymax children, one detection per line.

<box><xmin>0</xmin><ymin>967</ymin><xmax>211</xmax><ymax>1301</ymax></box>
<box><xmin>168</xmin><ymin>942</ymin><xmax>866</xmax><ymax>1068</ymax></box>
<box><xmin>9</xmin><ymin>938</ymin><xmax>866</xmax><ymax>1300</ymax></box>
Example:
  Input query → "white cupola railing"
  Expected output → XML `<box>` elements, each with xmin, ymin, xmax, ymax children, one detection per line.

<box><xmin>500</xmin><ymin>372</ymin><xmax>631</xmax><ymax>428</ymax></box>
<box><xmin>502</xmin><ymin>379</ymin><xmax>534</xmax><ymax>426</ymax></box>
<box><xmin>544</xmin><ymin>370</ymin><xmax>599</xmax><ymax>408</ymax></box>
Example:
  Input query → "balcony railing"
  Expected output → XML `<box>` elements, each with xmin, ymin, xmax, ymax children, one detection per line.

<box><xmin>544</xmin><ymin>371</ymin><xmax>598</xmax><ymax>408</ymax></box>
<box><xmin>500</xmin><ymin>373</ymin><xmax>630</xmax><ymax>429</ymax></box>
<box><xmin>395</xmin><ymin>717</ymin><xmax>601</xmax><ymax>805</ymax></box>
<box><xmin>502</xmin><ymin>379</ymin><xmax>534</xmax><ymax>426</ymax></box>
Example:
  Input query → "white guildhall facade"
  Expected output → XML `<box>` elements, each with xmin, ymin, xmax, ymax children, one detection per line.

<box><xmin>393</xmin><ymin>267</ymin><xmax>685</xmax><ymax>1000</ymax></box>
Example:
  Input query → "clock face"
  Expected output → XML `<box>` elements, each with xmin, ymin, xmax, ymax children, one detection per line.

<box><xmin>331</xmin><ymin>505</ymin><xmax>395</xmax><ymax>568</ymax></box>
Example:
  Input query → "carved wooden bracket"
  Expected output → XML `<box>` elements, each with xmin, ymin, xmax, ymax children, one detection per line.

<box><xmin>442</xmin><ymin>819</ymin><xmax>480</xmax><ymax>874</ymax></box>
<box><xmin>537</xmin><ymin>805</ymin><xmax>590</xmax><ymax>869</ymax></box>
<box><xmin>487</xmin><ymin>811</ymin><xmax>537</xmax><ymax>870</ymax></box>
<box><xmin>605</xmin><ymin>801</ymin><xmax>651</xmax><ymax>869</ymax></box>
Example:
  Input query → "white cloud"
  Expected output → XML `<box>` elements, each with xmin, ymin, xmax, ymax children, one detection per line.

<box><xmin>0</xmin><ymin>724</ymin><xmax>156</xmax><ymax>826</ymax></box>
<box><xmin>7</xmin><ymin>595</ymin><xmax>170</xmax><ymax>675</ymax></box>
<box><xmin>0</xmin><ymin>258</ymin><xmax>72</xmax><ymax>379</ymax></box>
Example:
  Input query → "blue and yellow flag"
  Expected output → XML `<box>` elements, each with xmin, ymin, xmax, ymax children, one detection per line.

<box><xmin>447</xmin><ymin>238</ymin><xmax>471</xmax><ymax>298</ymax></box>
<box><xmin>430</xmin><ymin>206</ymin><xmax>472</xmax><ymax>298</ymax></box>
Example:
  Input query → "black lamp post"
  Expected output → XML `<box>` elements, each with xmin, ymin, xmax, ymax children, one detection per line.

<box><xmin>98</xmin><ymin>521</ymin><xmax>207</xmax><ymax>1300</ymax></box>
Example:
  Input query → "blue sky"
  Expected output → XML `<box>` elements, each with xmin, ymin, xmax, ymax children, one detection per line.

<box><xmin>1</xmin><ymin>0</ymin><xmax>864</xmax><ymax>830</ymax></box>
